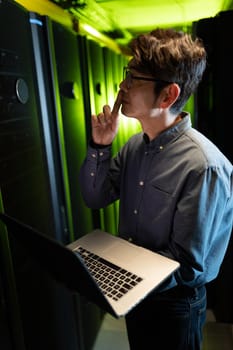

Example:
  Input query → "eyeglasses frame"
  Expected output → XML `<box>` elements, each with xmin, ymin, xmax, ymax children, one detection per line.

<box><xmin>123</xmin><ymin>66</ymin><xmax>174</xmax><ymax>88</ymax></box>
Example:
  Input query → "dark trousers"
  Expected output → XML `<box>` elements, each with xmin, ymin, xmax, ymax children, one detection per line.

<box><xmin>125</xmin><ymin>285</ymin><xmax>206</xmax><ymax>350</ymax></box>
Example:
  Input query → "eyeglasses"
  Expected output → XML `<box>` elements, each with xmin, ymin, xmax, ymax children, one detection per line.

<box><xmin>123</xmin><ymin>67</ymin><xmax>173</xmax><ymax>88</ymax></box>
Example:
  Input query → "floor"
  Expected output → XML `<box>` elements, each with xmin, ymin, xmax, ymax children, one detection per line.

<box><xmin>92</xmin><ymin>309</ymin><xmax>233</xmax><ymax>350</ymax></box>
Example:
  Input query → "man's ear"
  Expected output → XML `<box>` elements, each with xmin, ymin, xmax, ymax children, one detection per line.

<box><xmin>160</xmin><ymin>83</ymin><xmax>180</xmax><ymax>109</ymax></box>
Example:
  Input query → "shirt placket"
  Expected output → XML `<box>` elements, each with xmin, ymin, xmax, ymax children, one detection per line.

<box><xmin>132</xmin><ymin>146</ymin><xmax>156</xmax><ymax>240</ymax></box>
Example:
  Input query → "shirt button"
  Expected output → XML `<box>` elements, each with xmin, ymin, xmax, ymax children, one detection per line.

<box><xmin>128</xmin><ymin>237</ymin><xmax>133</xmax><ymax>242</ymax></box>
<box><xmin>139</xmin><ymin>181</ymin><xmax>144</xmax><ymax>186</ymax></box>
<box><xmin>99</xmin><ymin>151</ymin><xmax>104</xmax><ymax>156</ymax></box>
<box><xmin>90</xmin><ymin>172</ymin><xmax>95</xmax><ymax>177</ymax></box>
<box><xmin>133</xmin><ymin>209</ymin><xmax>138</xmax><ymax>214</ymax></box>
<box><xmin>159</xmin><ymin>146</ymin><xmax>163</xmax><ymax>150</ymax></box>
<box><xmin>91</xmin><ymin>153</ymin><xmax>96</xmax><ymax>158</ymax></box>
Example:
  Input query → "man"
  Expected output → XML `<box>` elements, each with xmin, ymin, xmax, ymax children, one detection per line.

<box><xmin>79</xmin><ymin>28</ymin><xmax>233</xmax><ymax>349</ymax></box>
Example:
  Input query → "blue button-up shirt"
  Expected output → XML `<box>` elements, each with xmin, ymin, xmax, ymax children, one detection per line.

<box><xmin>79</xmin><ymin>113</ymin><xmax>233</xmax><ymax>292</ymax></box>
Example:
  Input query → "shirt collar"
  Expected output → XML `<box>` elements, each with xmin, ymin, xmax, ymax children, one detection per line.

<box><xmin>143</xmin><ymin>112</ymin><xmax>191</xmax><ymax>150</ymax></box>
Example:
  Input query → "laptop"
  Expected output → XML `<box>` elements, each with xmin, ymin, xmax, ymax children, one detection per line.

<box><xmin>0</xmin><ymin>212</ymin><xmax>180</xmax><ymax>318</ymax></box>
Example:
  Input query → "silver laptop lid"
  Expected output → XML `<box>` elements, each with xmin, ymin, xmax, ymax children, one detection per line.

<box><xmin>68</xmin><ymin>230</ymin><xmax>180</xmax><ymax>317</ymax></box>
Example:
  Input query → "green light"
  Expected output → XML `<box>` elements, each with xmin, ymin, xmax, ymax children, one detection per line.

<box><xmin>82</xmin><ymin>24</ymin><xmax>103</xmax><ymax>40</ymax></box>
<box><xmin>101</xmin><ymin>0</ymin><xmax>233</xmax><ymax>34</ymax></box>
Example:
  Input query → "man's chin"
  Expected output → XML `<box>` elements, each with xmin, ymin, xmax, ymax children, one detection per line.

<box><xmin>121</xmin><ymin>106</ymin><xmax>133</xmax><ymax>118</ymax></box>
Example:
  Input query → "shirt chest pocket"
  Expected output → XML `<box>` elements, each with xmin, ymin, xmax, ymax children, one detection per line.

<box><xmin>141</xmin><ymin>182</ymin><xmax>174</xmax><ymax>220</ymax></box>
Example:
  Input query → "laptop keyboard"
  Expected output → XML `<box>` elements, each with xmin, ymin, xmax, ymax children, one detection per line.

<box><xmin>75</xmin><ymin>246</ymin><xmax>143</xmax><ymax>301</ymax></box>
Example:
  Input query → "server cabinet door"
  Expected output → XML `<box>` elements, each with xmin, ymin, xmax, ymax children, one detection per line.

<box><xmin>0</xmin><ymin>1</ymin><xmax>82</xmax><ymax>349</ymax></box>
<box><xmin>50</xmin><ymin>20</ymin><xmax>94</xmax><ymax>238</ymax></box>
<box><xmin>0</xmin><ymin>1</ymin><xmax>63</xmax><ymax>236</ymax></box>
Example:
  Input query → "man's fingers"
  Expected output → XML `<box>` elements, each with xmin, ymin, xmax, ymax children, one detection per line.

<box><xmin>111</xmin><ymin>91</ymin><xmax>122</xmax><ymax>118</ymax></box>
<box><xmin>92</xmin><ymin>90</ymin><xmax>122</xmax><ymax>126</ymax></box>
<box><xmin>103</xmin><ymin>105</ymin><xmax>111</xmax><ymax>116</ymax></box>
<box><xmin>97</xmin><ymin>112</ymin><xmax>108</xmax><ymax>125</ymax></box>
<box><xmin>91</xmin><ymin>114</ymin><xmax>101</xmax><ymax>127</ymax></box>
